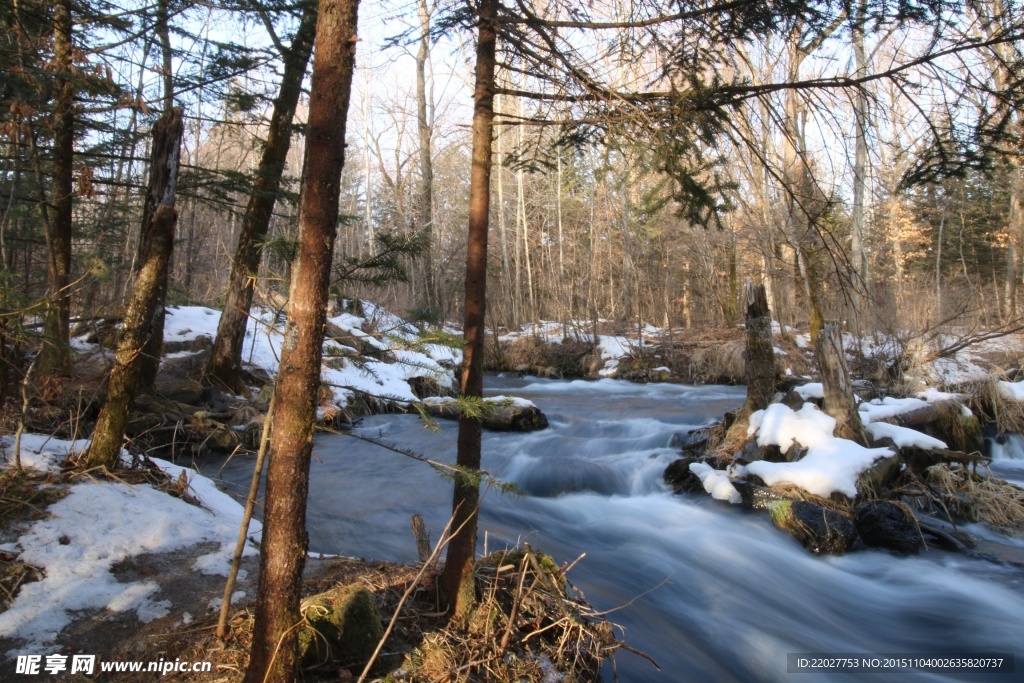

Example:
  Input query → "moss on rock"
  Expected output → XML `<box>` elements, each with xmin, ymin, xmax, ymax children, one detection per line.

<box><xmin>298</xmin><ymin>583</ymin><xmax>384</xmax><ymax>670</ymax></box>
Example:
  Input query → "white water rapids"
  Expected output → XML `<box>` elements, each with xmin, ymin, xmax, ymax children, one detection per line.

<box><xmin>212</xmin><ymin>376</ymin><xmax>1024</xmax><ymax>681</ymax></box>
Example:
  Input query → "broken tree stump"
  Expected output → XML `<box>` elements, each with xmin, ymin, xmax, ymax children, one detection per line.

<box><xmin>815</xmin><ymin>322</ymin><xmax>867</xmax><ymax>444</ymax></box>
<box><xmin>719</xmin><ymin>283</ymin><xmax>776</xmax><ymax>455</ymax></box>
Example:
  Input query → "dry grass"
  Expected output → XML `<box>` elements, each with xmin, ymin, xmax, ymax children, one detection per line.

<box><xmin>768</xmin><ymin>483</ymin><xmax>855</xmax><ymax>515</ymax></box>
<box><xmin>689</xmin><ymin>340</ymin><xmax>746</xmax><ymax>384</ymax></box>
<box><xmin>966</xmin><ymin>376</ymin><xmax>1024</xmax><ymax>435</ymax></box>
<box><xmin>926</xmin><ymin>464</ymin><xmax>1024</xmax><ymax>532</ymax></box>
<box><xmin>138</xmin><ymin>548</ymin><xmax>626</xmax><ymax>683</ymax></box>
<box><xmin>405</xmin><ymin>547</ymin><xmax>624</xmax><ymax>683</ymax></box>
<box><xmin>489</xmin><ymin>336</ymin><xmax>596</xmax><ymax>378</ymax></box>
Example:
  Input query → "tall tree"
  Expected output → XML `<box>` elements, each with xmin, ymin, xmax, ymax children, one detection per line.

<box><xmin>82</xmin><ymin>108</ymin><xmax>184</xmax><ymax>470</ymax></box>
<box><xmin>37</xmin><ymin>0</ymin><xmax>75</xmax><ymax>374</ymax></box>
<box><xmin>442</xmin><ymin>0</ymin><xmax>498</xmax><ymax>622</ymax></box>
<box><xmin>206</xmin><ymin>0</ymin><xmax>319</xmax><ymax>391</ymax></box>
<box><xmin>416</xmin><ymin>0</ymin><xmax>436</xmax><ymax>311</ymax></box>
<box><xmin>243</xmin><ymin>0</ymin><xmax>361</xmax><ymax>679</ymax></box>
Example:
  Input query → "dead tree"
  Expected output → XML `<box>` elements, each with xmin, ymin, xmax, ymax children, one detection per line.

<box><xmin>720</xmin><ymin>282</ymin><xmax>777</xmax><ymax>453</ymax></box>
<box><xmin>815</xmin><ymin>322</ymin><xmax>867</xmax><ymax>443</ymax></box>
<box><xmin>83</xmin><ymin>108</ymin><xmax>184</xmax><ymax>470</ymax></box>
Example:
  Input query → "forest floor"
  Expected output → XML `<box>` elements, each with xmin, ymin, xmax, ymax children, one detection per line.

<box><xmin>2</xmin><ymin>309</ymin><xmax>1024</xmax><ymax>680</ymax></box>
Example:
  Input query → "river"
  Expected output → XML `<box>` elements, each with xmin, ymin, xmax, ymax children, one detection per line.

<box><xmin>211</xmin><ymin>376</ymin><xmax>1024</xmax><ymax>681</ymax></box>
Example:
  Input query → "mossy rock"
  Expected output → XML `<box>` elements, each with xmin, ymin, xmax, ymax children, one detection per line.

<box><xmin>854</xmin><ymin>501</ymin><xmax>923</xmax><ymax>554</ymax></box>
<box><xmin>768</xmin><ymin>500</ymin><xmax>858</xmax><ymax>554</ymax></box>
<box><xmin>298</xmin><ymin>583</ymin><xmax>383</xmax><ymax>670</ymax></box>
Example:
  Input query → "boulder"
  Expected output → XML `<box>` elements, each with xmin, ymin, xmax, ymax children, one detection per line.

<box><xmin>854</xmin><ymin>501</ymin><xmax>923</xmax><ymax>554</ymax></box>
<box><xmin>663</xmin><ymin>458</ymin><xmax>702</xmax><ymax>493</ymax></box>
<box><xmin>736</xmin><ymin>437</ymin><xmax>788</xmax><ymax>463</ymax></box>
<box><xmin>732</xmin><ymin>480</ymin><xmax>791</xmax><ymax>511</ymax></box>
<box><xmin>298</xmin><ymin>583</ymin><xmax>384</xmax><ymax>670</ymax></box>
<box><xmin>767</xmin><ymin>500</ymin><xmax>858</xmax><ymax>554</ymax></box>
<box><xmin>670</xmin><ymin>428</ymin><xmax>712</xmax><ymax>457</ymax></box>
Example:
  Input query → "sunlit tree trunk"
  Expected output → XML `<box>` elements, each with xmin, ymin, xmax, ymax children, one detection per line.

<box><xmin>84</xmin><ymin>109</ymin><xmax>184</xmax><ymax>469</ymax></box>
<box><xmin>243</xmin><ymin>1</ymin><xmax>360</xmax><ymax>680</ymax></box>
<box><xmin>206</xmin><ymin>2</ymin><xmax>318</xmax><ymax>391</ymax></box>
<box><xmin>442</xmin><ymin>0</ymin><xmax>497</xmax><ymax>623</ymax></box>
<box><xmin>135</xmin><ymin>0</ymin><xmax>179</xmax><ymax>391</ymax></box>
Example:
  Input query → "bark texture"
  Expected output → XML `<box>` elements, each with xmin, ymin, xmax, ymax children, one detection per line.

<box><xmin>39</xmin><ymin>0</ymin><xmax>75</xmax><ymax>375</ymax></box>
<box><xmin>84</xmin><ymin>109</ymin><xmax>184</xmax><ymax>469</ymax></box>
<box><xmin>206</xmin><ymin>1</ymin><xmax>319</xmax><ymax>391</ymax></box>
<box><xmin>742</xmin><ymin>283</ymin><xmax>777</xmax><ymax>413</ymax></box>
<box><xmin>442</xmin><ymin>0</ymin><xmax>498</xmax><ymax>623</ymax></box>
<box><xmin>243</xmin><ymin>1</ymin><xmax>360</xmax><ymax>681</ymax></box>
<box><xmin>720</xmin><ymin>283</ymin><xmax>776</xmax><ymax>452</ymax></box>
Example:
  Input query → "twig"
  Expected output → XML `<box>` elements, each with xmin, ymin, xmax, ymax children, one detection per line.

<box><xmin>356</xmin><ymin>512</ymin><xmax>470</xmax><ymax>683</ymax></box>
<box><xmin>217</xmin><ymin>391</ymin><xmax>276</xmax><ymax>641</ymax></box>
<box><xmin>11</xmin><ymin>356</ymin><xmax>37</xmax><ymax>470</ymax></box>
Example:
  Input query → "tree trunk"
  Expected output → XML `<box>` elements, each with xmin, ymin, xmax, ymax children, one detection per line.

<box><xmin>849</xmin><ymin>0</ymin><xmax>869</xmax><ymax>317</ymax></box>
<box><xmin>742</xmin><ymin>283</ymin><xmax>776</xmax><ymax>413</ymax></box>
<box><xmin>206</xmin><ymin>2</ymin><xmax>318</xmax><ymax>391</ymax></box>
<box><xmin>720</xmin><ymin>283</ymin><xmax>776</xmax><ymax>451</ymax></box>
<box><xmin>39</xmin><ymin>0</ymin><xmax>75</xmax><ymax>375</ymax></box>
<box><xmin>134</xmin><ymin>0</ymin><xmax>180</xmax><ymax>392</ymax></box>
<box><xmin>243</xmin><ymin>0</ymin><xmax>360</xmax><ymax>680</ymax></box>
<box><xmin>442</xmin><ymin>0</ymin><xmax>497</xmax><ymax>623</ymax></box>
<box><xmin>815</xmin><ymin>322</ymin><xmax>867</xmax><ymax>444</ymax></box>
<box><xmin>83</xmin><ymin>109</ymin><xmax>184</xmax><ymax>470</ymax></box>
<box><xmin>416</xmin><ymin>0</ymin><xmax>435</xmax><ymax>310</ymax></box>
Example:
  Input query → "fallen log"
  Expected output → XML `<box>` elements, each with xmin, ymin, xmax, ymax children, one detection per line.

<box><xmin>421</xmin><ymin>396</ymin><xmax>549</xmax><ymax>432</ymax></box>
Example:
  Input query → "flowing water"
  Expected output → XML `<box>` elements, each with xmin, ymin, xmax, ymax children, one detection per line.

<box><xmin>211</xmin><ymin>377</ymin><xmax>1024</xmax><ymax>682</ymax></box>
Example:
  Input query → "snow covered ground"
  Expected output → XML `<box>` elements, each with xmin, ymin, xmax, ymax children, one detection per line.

<box><xmin>143</xmin><ymin>302</ymin><xmax>460</xmax><ymax>409</ymax></box>
<box><xmin>0</xmin><ymin>301</ymin><xmax>463</xmax><ymax>655</ymax></box>
<box><xmin>0</xmin><ymin>435</ymin><xmax>259</xmax><ymax>652</ymax></box>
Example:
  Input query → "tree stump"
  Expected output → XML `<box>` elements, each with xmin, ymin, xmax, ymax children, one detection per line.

<box><xmin>719</xmin><ymin>283</ymin><xmax>776</xmax><ymax>456</ymax></box>
<box><xmin>815</xmin><ymin>322</ymin><xmax>866</xmax><ymax>444</ymax></box>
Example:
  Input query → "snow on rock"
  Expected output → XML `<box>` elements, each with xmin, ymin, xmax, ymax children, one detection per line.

<box><xmin>745</xmin><ymin>403</ymin><xmax>894</xmax><ymax>498</ymax></box>
<box><xmin>793</xmin><ymin>383</ymin><xmax>824</xmax><ymax>400</ymax></box>
<box><xmin>689</xmin><ymin>462</ymin><xmax>741</xmax><ymax>504</ymax></box>
<box><xmin>865</xmin><ymin>422</ymin><xmax>947</xmax><ymax>450</ymax></box>
<box><xmin>748</xmin><ymin>403</ymin><xmax>837</xmax><ymax>451</ymax></box>
<box><xmin>746</xmin><ymin>440</ymin><xmax>894</xmax><ymax>498</ymax></box>
<box><xmin>486</xmin><ymin>395</ymin><xmax>537</xmax><ymax>408</ymax></box>
<box><xmin>858</xmin><ymin>396</ymin><xmax>930</xmax><ymax>424</ymax></box>
<box><xmin>998</xmin><ymin>380</ymin><xmax>1024</xmax><ymax>402</ymax></box>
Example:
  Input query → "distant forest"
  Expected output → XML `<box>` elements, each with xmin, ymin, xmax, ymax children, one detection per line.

<box><xmin>2</xmin><ymin>0</ymin><xmax>1023</xmax><ymax>358</ymax></box>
